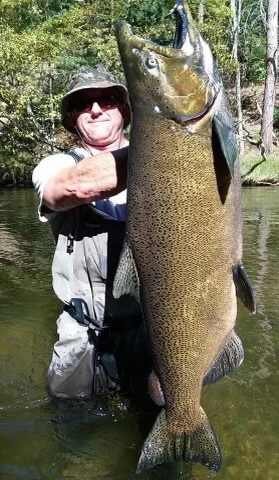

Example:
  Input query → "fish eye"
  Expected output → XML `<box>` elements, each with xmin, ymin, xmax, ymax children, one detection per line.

<box><xmin>146</xmin><ymin>56</ymin><xmax>158</xmax><ymax>69</ymax></box>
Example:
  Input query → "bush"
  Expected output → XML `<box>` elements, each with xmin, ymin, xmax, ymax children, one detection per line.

<box><xmin>273</xmin><ymin>108</ymin><xmax>279</xmax><ymax>130</ymax></box>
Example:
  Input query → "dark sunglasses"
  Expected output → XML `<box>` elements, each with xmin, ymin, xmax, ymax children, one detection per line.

<box><xmin>70</xmin><ymin>94</ymin><xmax>122</xmax><ymax>114</ymax></box>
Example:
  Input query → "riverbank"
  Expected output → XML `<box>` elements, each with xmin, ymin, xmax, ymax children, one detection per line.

<box><xmin>0</xmin><ymin>153</ymin><xmax>278</xmax><ymax>188</ymax></box>
<box><xmin>241</xmin><ymin>154</ymin><xmax>279</xmax><ymax>185</ymax></box>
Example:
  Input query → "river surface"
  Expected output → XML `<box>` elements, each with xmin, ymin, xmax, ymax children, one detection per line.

<box><xmin>0</xmin><ymin>187</ymin><xmax>278</xmax><ymax>480</ymax></box>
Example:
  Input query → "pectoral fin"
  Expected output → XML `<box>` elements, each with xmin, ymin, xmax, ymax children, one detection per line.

<box><xmin>203</xmin><ymin>330</ymin><xmax>244</xmax><ymax>385</ymax></box>
<box><xmin>112</xmin><ymin>234</ymin><xmax>140</xmax><ymax>303</ymax></box>
<box><xmin>212</xmin><ymin>101</ymin><xmax>238</xmax><ymax>178</ymax></box>
<box><xmin>233</xmin><ymin>263</ymin><xmax>256</xmax><ymax>313</ymax></box>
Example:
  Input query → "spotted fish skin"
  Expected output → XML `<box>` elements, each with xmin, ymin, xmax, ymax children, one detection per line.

<box><xmin>113</xmin><ymin>0</ymin><xmax>255</xmax><ymax>474</ymax></box>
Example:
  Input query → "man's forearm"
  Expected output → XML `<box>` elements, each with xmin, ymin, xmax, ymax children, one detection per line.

<box><xmin>43</xmin><ymin>149</ymin><xmax>128</xmax><ymax>211</ymax></box>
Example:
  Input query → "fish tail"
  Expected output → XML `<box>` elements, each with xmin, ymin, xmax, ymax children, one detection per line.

<box><xmin>136</xmin><ymin>408</ymin><xmax>222</xmax><ymax>474</ymax></box>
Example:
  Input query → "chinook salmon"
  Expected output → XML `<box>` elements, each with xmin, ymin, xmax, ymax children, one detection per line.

<box><xmin>113</xmin><ymin>0</ymin><xmax>256</xmax><ymax>473</ymax></box>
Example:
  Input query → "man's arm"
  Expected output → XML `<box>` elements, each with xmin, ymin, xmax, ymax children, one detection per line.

<box><xmin>43</xmin><ymin>148</ymin><xmax>128</xmax><ymax>212</ymax></box>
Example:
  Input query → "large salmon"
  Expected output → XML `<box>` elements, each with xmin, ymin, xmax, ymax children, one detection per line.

<box><xmin>113</xmin><ymin>0</ymin><xmax>256</xmax><ymax>473</ymax></box>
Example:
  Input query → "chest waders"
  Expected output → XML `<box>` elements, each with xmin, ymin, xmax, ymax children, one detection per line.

<box><xmin>50</xmin><ymin>204</ymin><xmax>151</xmax><ymax>398</ymax></box>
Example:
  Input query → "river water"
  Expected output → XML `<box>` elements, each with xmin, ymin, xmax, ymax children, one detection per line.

<box><xmin>0</xmin><ymin>187</ymin><xmax>278</xmax><ymax>480</ymax></box>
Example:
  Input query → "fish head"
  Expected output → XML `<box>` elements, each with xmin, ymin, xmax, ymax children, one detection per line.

<box><xmin>115</xmin><ymin>0</ymin><xmax>222</xmax><ymax>126</ymax></box>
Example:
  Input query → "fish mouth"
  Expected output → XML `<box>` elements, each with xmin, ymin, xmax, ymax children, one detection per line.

<box><xmin>115</xmin><ymin>1</ymin><xmax>222</xmax><ymax>125</ymax></box>
<box><xmin>115</xmin><ymin>1</ymin><xmax>203</xmax><ymax>58</ymax></box>
<box><xmin>170</xmin><ymin>1</ymin><xmax>221</xmax><ymax>122</ymax></box>
<box><xmin>172</xmin><ymin>1</ymin><xmax>188</xmax><ymax>49</ymax></box>
<box><xmin>172</xmin><ymin>0</ymin><xmax>197</xmax><ymax>52</ymax></box>
<box><xmin>114</xmin><ymin>21</ymin><xmax>184</xmax><ymax>59</ymax></box>
<box><xmin>115</xmin><ymin>26</ymin><xmax>173</xmax><ymax>58</ymax></box>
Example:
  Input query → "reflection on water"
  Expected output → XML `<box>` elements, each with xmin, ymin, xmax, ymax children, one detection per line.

<box><xmin>0</xmin><ymin>187</ymin><xmax>278</xmax><ymax>480</ymax></box>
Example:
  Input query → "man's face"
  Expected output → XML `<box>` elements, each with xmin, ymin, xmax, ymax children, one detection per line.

<box><xmin>70</xmin><ymin>88</ymin><xmax>126</xmax><ymax>147</ymax></box>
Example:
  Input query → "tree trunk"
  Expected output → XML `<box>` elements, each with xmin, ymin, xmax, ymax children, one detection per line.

<box><xmin>231</xmin><ymin>0</ymin><xmax>244</xmax><ymax>155</ymax></box>
<box><xmin>49</xmin><ymin>66</ymin><xmax>56</xmax><ymax>154</ymax></box>
<box><xmin>198</xmin><ymin>1</ymin><xmax>204</xmax><ymax>26</ymax></box>
<box><xmin>261</xmin><ymin>0</ymin><xmax>278</xmax><ymax>155</ymax></box>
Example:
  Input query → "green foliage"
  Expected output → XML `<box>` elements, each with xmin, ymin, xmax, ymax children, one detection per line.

<box><xmin>238</xmin><ymin>0</ymin><xmax>267</xmax><ymax>84</ymax></box>
<box><xmin>0</xmin><ymin>150</ymin><xmax>35</xmax><ymax>186</ymax></box>
<box><xmin>0</xmin><ymin>1</ymin><xmax>99</xmax><ymax>181</ymax></box>
<box><xmin>189</xmin><ymin>0</ymin><xmax>233</xmax><ymax>72</ymax></box>
<box><xmin>128</xmin><ymin>0</ymin><xmax>174</xmax><ymax>30</ymax></box>
<box><xmin>241</xmin><ymin>36</ymin><xmax>266</xmax><ymax>84</ymax></box>
<box><xmin>273</xmin><ymin>108</ymin><xmax>279</xmax><ymax>130</ymax></box>
<box><xmin>1</xmin><ymin>0</ymin><xmax>79</xmax><ymax>31</ymax></box>
<box><xmin>0</xmin><ymin>0</ymin><xmax>271</xmax><ymax>185</ymax></box>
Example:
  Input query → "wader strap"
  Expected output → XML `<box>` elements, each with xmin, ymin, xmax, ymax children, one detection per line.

<box><xmin>63</xmin><ymin>298</ymin><xmax>106</xmax><ymax>348</ymax></box>
<box><xmin>63</xmin><ymin>298</ymin><xmax>119</xmax><ymax>393</ymax></box>
<box><xmin>66</xmin><ymin>207</ymin><xmax>80</xmax><ymax>254</ymax></box>
<box><xmin>63</xmin><ymin>297</ymin><xmax>123</xmax><ymax>392</ymax></box>
<box><xmin>64</xmin><ymin>298</ymin><xmax>102</xmax><ymax>329</ymax></box>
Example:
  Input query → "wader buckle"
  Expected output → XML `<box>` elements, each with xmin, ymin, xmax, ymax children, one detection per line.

<box><xmin>64</xmin><ymin>298</ymin><xmax>105</xmax><ymax>331</ymax></box>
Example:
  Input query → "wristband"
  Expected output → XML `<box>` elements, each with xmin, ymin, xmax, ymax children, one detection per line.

<box><xmin>111</xmin><ymin>147</ymin><xmax>129</xmax><ymax>180</ymax></box>
<box><xmin>111</xmin><ymin>146</ymin><xmax>129</xmax><ymax>163</ymax></box>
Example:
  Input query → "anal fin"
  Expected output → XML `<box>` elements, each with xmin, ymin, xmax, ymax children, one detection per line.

<box><xmin>203</xmin><ymin>330</ymin><xmax>244</xmax><ymax>385</ymax></box>
<box><xmin>233</xmin><ymin>263</ymin><xmax>256</xmax><ymax>313</ymax></box>
<box><xmin>148</xmin><ymin>371</ymin><xmax>165</xmax><ymax>407</ymax></box>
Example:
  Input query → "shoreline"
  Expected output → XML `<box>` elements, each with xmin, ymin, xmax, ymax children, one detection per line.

<box><xmin>241</xmin><ymin>155</ymin><xmax>279</xmax><ymax>186</ymax></box>
<box><xmin>0</xmin><ymin>155</ymin><xmax>278</xmax><ymax>188</ymax></box>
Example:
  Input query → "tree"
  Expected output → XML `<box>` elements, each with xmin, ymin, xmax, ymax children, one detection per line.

<box><xmin>238</xmin><ymin>0</ymin><xmax>267</xmax><ymax>84</ymax></box>
<box><xmin>231</xmin><ymin>0</ymin><xmax>244</xmax><ymax>155</ymax></box>
<box><xmin>261</xmin><ymin>0</ymin><xmax>278</xmax><ymax>154</ymax></box>
<box><xmin>0</xmin><ymin>0</ymin><xmax>256</xmax><ymax>185</ymax></box>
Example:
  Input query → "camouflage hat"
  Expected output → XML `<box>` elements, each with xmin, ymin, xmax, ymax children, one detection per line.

<box><xmin>60</xmin><ymin>64</ymin><xmax>130</xmax><ymax>133</ymax></box>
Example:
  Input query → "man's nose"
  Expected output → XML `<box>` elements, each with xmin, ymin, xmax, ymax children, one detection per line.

<box><xmin>90</xmin><ymin>102</ymin><xmax>103</xmax><ymax>115</ymax></box>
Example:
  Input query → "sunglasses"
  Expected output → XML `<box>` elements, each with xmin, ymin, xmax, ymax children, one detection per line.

<box><xmin>70</xmin><ymin>94</ymin><xmax>122</xmax><ymax>114</ymax></box>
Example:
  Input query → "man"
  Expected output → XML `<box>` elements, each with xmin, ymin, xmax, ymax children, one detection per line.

<box><xmin>33</xmin><ymin>65</ymin><xmax>150</xmax><ymax>400</ymax></box>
